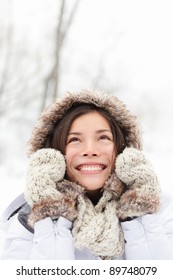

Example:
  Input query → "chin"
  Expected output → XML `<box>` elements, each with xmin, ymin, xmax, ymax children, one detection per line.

<box><xmin>86</xmin><ymin>187</ymin><xmax>103</xmax><ymax>192</ymax></box>
<box><xmin>79</xmin><ymin>181</ymin><xmax>105</xmax><ymax>191</ymax></box>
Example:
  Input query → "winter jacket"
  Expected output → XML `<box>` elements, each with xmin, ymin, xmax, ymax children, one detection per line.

<box><xmin>0</xmin><ymin>191</ymin><xmax>173</xmax><ymax>260</ymax></box>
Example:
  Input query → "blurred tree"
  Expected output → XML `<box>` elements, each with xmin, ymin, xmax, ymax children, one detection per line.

<box><xmin>0</xmin><ymin>0</ymin><xmax>80</xmax><ymax>162</ymax></box>
<box><xmin>0</xmin><ymin>0</ymin><xmax>39</xmax><ymax>118</ymax></box>
<box><xmin>0</xmin><ymin>0</ymin><xmax>80</xmax><ymax>117</ymax></box>
<box><xmin>41</xmin><ymin>0</ymin><xmax>80</xmax><ymax>111</ymax></box>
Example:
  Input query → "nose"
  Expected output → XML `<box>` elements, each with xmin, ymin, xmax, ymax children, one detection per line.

<box><xmin>82</xmin><ymin>141</ymin><xmax>99</xmax><ymax>157</ymax></box>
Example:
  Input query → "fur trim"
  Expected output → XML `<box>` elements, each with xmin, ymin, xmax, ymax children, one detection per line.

<box><xmin>103</xmin><ymin>173</ymin><xmax>125</xmax><ymax>199</ymax></box>
<box><xmin>117</xmin><ymin>189</ymin><xmax>160</xmax><ymax>220</ymax></box>
<box><xmin>28</xmin><ymin>197</ymin><xmax>77</xmax><ymax>227</ymax></box>
<box><xmin>56</xmin><ymin>180</ymin><xmax>85</xmax><ymax>200</ymax></box>
<box><xmin>27</xmin><ymin>180</ymin><xmax>85</xmax><ymax>227</ymax></box>
<box><xmin>27</xmin><ymin>90</ymin><xmax>142</xmax><ymax>155</ymax></box>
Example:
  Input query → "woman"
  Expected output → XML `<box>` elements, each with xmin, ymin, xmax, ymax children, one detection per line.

<box><xmin>1</xmin><ymin>90</ymin><xmax>173</xmax><ymax>259</ymax></box>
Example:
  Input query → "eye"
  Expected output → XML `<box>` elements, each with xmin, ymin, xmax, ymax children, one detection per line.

<box><xmin>99</xmin><ymin>135</ymin><xmax>112</xmax><ymax>141</ymax></box>
<box><xmin>67</xmin><ymin>137</ymin><xmax>80</xmax><ymax>144</ymax></box>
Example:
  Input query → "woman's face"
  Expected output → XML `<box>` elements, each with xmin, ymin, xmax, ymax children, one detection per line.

<box><xmin>65</xmin><ymin>111</ymin><xmax>116</xmax><ymax>191</ymax></box>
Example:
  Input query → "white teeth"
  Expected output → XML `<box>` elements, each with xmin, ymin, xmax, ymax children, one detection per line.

<box><xmin>80</xmin><ymin>166</ymin><xmax>103</xmax><ymax>171</ymax></box>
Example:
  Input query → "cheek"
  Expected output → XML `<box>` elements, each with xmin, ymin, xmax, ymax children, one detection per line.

<box><xmin>106</xmin><ymin>144</ymin><xmax>116</xmax><ymax>158</ymax></box>
<box><xmin>65</xmin><ymin>147</ymin><xmax>77</xmax><ymax>167</ymax></box>
<box><xmin>65</xmin><ymin>150</ymin><xmax>74</xmax><ymax>180</ymax></box>
<box><xmin>65</xmin><ymin>151</ymin><xmax>72</xmax><ymax>167</ymax></box>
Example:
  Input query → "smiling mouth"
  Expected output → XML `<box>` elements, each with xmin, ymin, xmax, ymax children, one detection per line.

<box><xmin>77</xmin><ymin>164</ymin><xmax>106</xmax><ymax>172</ymax></box>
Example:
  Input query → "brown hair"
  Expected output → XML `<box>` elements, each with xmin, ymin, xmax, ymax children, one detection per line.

<box><xmin>46</xmin><ymin>104</ymin><xmax>127</xmax><ymax>155</ymax></box>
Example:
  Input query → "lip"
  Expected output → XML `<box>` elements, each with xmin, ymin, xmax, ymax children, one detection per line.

<box><xmin>76</xmin><ymin>163</ymin><xmax>107</xmax><ymax>173</ymax></box>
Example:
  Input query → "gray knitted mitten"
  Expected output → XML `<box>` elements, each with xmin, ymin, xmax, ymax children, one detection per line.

<box><xmin>115</xmin><ymin>147</ymin><xmax>160</xmax><ymax>220</ymax></box>
<box><xmin>25</xmin><ymin>148</ymin><xmax>82</xmax><ymax>227</ymax></box>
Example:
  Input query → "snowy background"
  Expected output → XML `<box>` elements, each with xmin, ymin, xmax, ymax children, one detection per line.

<box><xmin>0</xmin><ymin>0</ymin><xmax>173</xmax><ymax>251</ymax></box>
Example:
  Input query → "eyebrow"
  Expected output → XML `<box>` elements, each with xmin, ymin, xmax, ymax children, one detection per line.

<box><xmin>68</xmin><ymin>129</ymin><xmax>112</xmax><ymax>135</ymax></box>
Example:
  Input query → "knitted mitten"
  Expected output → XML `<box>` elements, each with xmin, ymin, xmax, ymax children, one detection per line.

<box><xmin>25</xmin><ymin>148</ymin><xmax>83</xmax><ymax>227</ymax></box>
<box><xmin>115</xmin><ymin>147</ymin><xmax>160</xmax><ymax>220</ymax></box>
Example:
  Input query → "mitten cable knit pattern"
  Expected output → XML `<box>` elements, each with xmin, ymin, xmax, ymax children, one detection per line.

<box><xmin>115</xmin><ymin>147</ymin><xmax>160</xmax><ymax>220</ymax></box>
<box><xmin>25</xmin><ymin>148</ymin><xmax>66</xmax><ymax>206</ymax></box>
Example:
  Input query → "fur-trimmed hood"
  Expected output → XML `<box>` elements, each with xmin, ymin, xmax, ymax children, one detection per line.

<box><xmin>28</xmin><ymin>89</ymin><xmax>142</xmax><ymax>155</ymax></box>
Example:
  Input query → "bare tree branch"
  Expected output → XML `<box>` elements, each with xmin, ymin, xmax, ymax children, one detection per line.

<box><xmin>40</xmin><ymin>0</ymin><xmax>80</xmax><ymax>112</ymax></box>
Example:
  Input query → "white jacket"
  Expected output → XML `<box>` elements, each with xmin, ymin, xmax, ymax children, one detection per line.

<box><xmin>1</xmin><ymin>192</ymin><xmax>173</xmax><ymax>260</ymax></box>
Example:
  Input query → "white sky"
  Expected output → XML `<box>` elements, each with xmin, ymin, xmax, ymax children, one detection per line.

<box><xmin>73</xmin><ymin>0</ymin><xmax>173</xmax><ymax>92</ymax></box>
